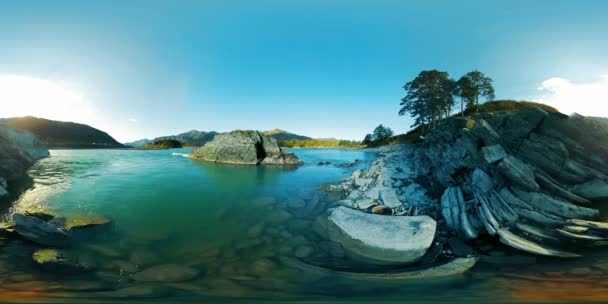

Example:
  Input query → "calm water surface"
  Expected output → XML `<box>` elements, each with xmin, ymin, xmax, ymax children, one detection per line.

<box><xmin>2</xmin><ymin>148</ymin><xmax>608</xmax><ymax>303</ymax></box>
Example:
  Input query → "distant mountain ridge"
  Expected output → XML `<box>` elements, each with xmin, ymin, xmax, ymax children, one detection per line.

<box><xmin>127</xmin><ymin>129</ymin><xmax>311</xmax><ymax>147</ymax></box>
<box><xmin>125</xmin><ymin>130</ymin><xmax>218</xmax><ymax>147</ymax></box>
<box><xmin>0</xmin><ymin>116</ymin><xmax>123</xmax><ymax>148</ymax></box>
<box><xmin>154</xmin><ymin>130</ymin><xmax>218</xmax><ymax>146</ymax></box>
<box><xmin>589</xmin><ymin>117</ymin><xmax>608</xmax><ymax>124</ymax></box>
<box><xmin>262</xmin><ymin>129</ymin><xmax>312</xmax><ymax>141</ymax></box>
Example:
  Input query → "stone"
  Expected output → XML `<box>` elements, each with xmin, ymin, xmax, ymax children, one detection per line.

<box><xmin>190</xmin><ymin>130</ymin><xmax>302</xmax><ymax>165</ymax></box>
<box><xmin>134</xmin><ymin>264</ymin><xmax>200</xmax><ymax>283</ymax></box>
<box><xmin>371</xmin><ymin>205</ymin><xmax>392</xmax><ymax>215</ymax></box>
<box><xmin>336</xmin><ymin>199</ymin><xmax>355</xmax><ymax>208</ymax></box>
<box><xmin>497</xmin><ymin>156</ymin><xmax>539</xmax><ymax>192</ymax></box>
<box><xmin>327</xmin><ymin>206</ymin><xmax>436</xmax><ymax>265</ymax></box>
<box><xmin>571</xmin><ymin>179</ymin><xmax>608</xmax><ymax>200</ymax></box>
<box><xmin>511</xmin><ymin>188</ymin><xmax>599</xmax><ymax>219</ymax></box>
<box><xmin>379</xmin><ymin>188</ymin><xmax>402</xmax><ymax>208</ymax></box>
<box><xmin>87</xmin><ymin>244</ymin><xmax>123</xmax><ymax>258</ymax></box>
<box><xmin>497</xmin><ymin>228</ymin><xmax>580</xmax><ymax>258</ymax></box>
<box><xmin>482</xmin><ymin>144</ymin><xmax>507</xmax><ymax>164</ymax></box>
<box><xmin>471</xmin><ymin>169</ymin><xmax>494</xmax><ymax>194</ymax></box>
<box><xmin>250</xmin><ymin>258</ymin><xmax>277</xmax><ymax>274</ymax></box>
<box><xmin>32</xmin><ymin>249</ymin><xmax>90</xmax><ymax>273</ymax></box>
<box><xmin>286</xmin><ymin>198</ymin><xmax>306</xmax><ymax>209</ymax></box>
<box><xmin>108</xmin><ymin>260</ymin><xmax>138</xmax><ymax>273</ymax></box>
<box><xmin>24</xmin><ymin>207</ymin><xmax>57</xmax><ymax>221</ymax></box>
<box><xmin>94</xmin><ymin>285</ymin><xmax>174</xmax><ymax>299</ymax></box>
<box><xmin>293</xmin><ymin>245</ymin><xmax>314</xmax><ymax>258</ymax></box>
<box><xmin>247</xmin><ymin>224</ymin><xmax>264</xmax><ymax>238</ymax></box>
<box><xmin>13</xmin><ymin>213</ymin><xmax>68</xmax><ymax>247</ymax></box>
<box><xmin>441</xmin><ymin>187</ymin><xmax>464</xmax><ymax>230</ymax></box>
<box><xmin>61</xmin><ymin>213</ymin><xmax>112</xmax><ymax>230</ymax></box>
<box><xmin>470</xmin><ymin>119</ymin><xmax>501</xmax><ymax>146</ymax></box>
<box><xmin>130</xmin><ymin>251</ymin><xmax>160</xmax><ymax>266</ymax></box>
<box><xmin>355</xmin><ymin>198</ymin><xmax>377</xmax><ymax>210</ymax></box>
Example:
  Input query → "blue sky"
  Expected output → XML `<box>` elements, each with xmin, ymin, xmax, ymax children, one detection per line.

<box><xmin>1</xmin><ymin>0</ymin><xmax>608</xmax><ymax>142</ymax></box>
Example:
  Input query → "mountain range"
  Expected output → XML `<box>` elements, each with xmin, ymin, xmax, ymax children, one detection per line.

<box><xmin>126</xmin><ymin>129</ymin><xmax>312</xmax><ymax>147</ymax></box>
<box><xmin>0</xmin><ymin>116</ymin><xmax>124</xmax><ymax>148</ymax></box>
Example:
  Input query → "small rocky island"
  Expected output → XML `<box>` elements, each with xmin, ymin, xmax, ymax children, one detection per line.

<box><xmin>190</xmin><ymin>130</ymin><xmax>302</xmax><ymax>165</ymax></box>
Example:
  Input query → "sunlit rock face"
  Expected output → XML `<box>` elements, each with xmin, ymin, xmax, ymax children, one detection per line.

<box><xmin>190</xmin><ymin>130</ymin><xmax>302</xmax><ymax>166</ymax></box>
<box><xmin>413</xmin><ymin>107</ymin><xmax>608</xmax><ymax>256</ymax></box>
<box><xmin>0</xmin><ymin>124</ymin><xmax>49</xmax><ymax>199</ymax></box>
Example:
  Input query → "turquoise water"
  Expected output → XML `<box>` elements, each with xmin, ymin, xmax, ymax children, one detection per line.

<box><xmin>2</xmin><ymin>148</ymin><xmax>608</xmax><ymax>303</ymax></box>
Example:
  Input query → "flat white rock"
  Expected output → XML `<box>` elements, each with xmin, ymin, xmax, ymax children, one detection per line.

<box><xmin>328</xmin><ymin>206</ymin><xmax>436</xmax><ymax>265</ymax></box>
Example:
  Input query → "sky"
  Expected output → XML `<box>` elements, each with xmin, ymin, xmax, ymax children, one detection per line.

<box><xmin>1</xmin><ymin>0</ymin><xmax>608</xmax><ymax>142</ymax></box>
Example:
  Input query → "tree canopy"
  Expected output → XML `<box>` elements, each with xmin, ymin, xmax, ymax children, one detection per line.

<box><xmin>372</xmin><ymin>124</ymin><xmax>394</xmax><ymax>141</ymax></box>
<box><xmin>399</xmin><ymin>70</ymin><xmax>456</xmax><ymax>130</ymax></box>
<box><xmin>456</xmin><ymin>70</ymin><xmax>495</xmax><ymax>112</ymax></box>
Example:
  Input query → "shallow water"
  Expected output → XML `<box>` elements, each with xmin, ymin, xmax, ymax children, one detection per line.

<box><xmin>2</xmin><ymin>148</ymin><xmax>608</xmax><ymax>303</ymax></box>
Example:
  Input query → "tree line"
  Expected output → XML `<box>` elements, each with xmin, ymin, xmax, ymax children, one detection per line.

<box><xmin>362</xmin><ymin>69</ymin><xmax>495</xmax><ymax>144</ymax></box>
<box><xmin>399</xmin><ymin>70</ymin><xmax>495</xmax><ymax>131</ymax></box>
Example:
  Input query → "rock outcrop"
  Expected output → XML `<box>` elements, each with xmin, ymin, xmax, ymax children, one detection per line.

<box><xmin>190</xmin><ymin>130</ymin><xmax>302</xmax><ymax>165</ymax></box>
<box><xmin>328</xmin><ymin>206</ymin><xmax>436</xmax><ymax>265</ymax></box>
<box><xmin>0</xmin><ymin>124</ymin><xmax>49</xmax><ymax>200</ymax></box>
<box><xmin>412</xmin><ymin>108</ymin><xmax>608</xmax><ymax>257</ymax></box>
<box><xmin>327</xmin><ymin>108</ymin><xmax>608</xmax><ymax>262</ymax></box>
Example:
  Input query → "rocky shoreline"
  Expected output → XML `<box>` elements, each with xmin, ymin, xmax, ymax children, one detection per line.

<box><xmin>323</xmin><ymin>107</ymin><xmax>608</xmax><ymax>274</ymax></box>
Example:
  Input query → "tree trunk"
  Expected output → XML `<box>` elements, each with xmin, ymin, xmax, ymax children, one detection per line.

<box><xmin>461</xmin><ymin>98</ymin><xmax>464</xmax><ymax>117</ymax></box>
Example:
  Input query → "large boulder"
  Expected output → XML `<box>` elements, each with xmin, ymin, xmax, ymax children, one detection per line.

<box><xmin>327</xmin><ymin>206</ymin><xmax>436</xmax><ymax>265</ymax></box>
<box><xmin>190</xmin><ymin>130</ymin><xmax>302</xmax><ymax>165</ymax></box>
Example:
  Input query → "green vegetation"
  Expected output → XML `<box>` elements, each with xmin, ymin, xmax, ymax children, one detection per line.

<box><xmin>399</xmin><ymin>70</ymin><xmax>496</xmax><ymax>131</ymax></box>
<box><xmin>263</xmin><ymin>129</ymin><xmax>312</xmax><ymax>141</ymax></box>
<box><xmin>456</xmin><ymin>71</ymin><xmax>495</xmax><ymax>114</ymax></box>
<box><xmin>279</xmin><ymin>139</ymin><xmax>361</xmax><ymax>148</ymax></box>
<box><xmin>154</xmin><ymin>130</ymin><xmax>217</xmax><ymax>146</ymax></box>
<box><xmin>143</xmin><ymin>139</ymin><xmax>183</xmax><ymax>149</ymax></box>
<box><xmin>362</xmin><ymin>124</ymin><xmax>394</xmax><ymax>146</ymax></box>
<box><xmin>462</xmin><ymin>100</ymin><xmax>559</xmax><ymax>115</ymax></box>
<box><xmin>388</xmin><ymin>99</ymin><xmax>562</xmax><ymax>146</ymax></box>
<box><xmin>399</xmin><ymin>70</ymin><xmax>456</xmax><ymax>131</ymax></box>
<box><xmin>0</xmin><ymin>116</ymin><xmax>124</xmax><ymax>148</ymax></box>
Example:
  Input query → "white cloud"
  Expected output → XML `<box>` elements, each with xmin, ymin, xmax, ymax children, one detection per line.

<box><xmin>535</xmin><ymin>75</ymin><xmax>608</xmax><ymax>117</ymax></box>
<box><xmin>128</xmin><ymin>118</ymin><xmax>137</xmax><ymax>123</ymax></box>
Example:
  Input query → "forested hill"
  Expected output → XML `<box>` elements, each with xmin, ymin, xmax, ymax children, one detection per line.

<box><xmin>0</xmin><ymin>116</ymin><xmax>124</xmax><ymax>148</ymax></box>
<box><xmin>154</xmin><ymin>130</ymin><xmax>218</xmax><ymax>146</ymax></box>
<box><xmin>262</xmin><ymin>129</ymin><xmax>311</xmax><ymax>141</ymax></box>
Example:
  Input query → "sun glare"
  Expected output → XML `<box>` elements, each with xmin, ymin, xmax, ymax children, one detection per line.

<box><xmin>0</xmin><ymin>74</ymin><xmax>95</xmax><ymax>122</ymax></box>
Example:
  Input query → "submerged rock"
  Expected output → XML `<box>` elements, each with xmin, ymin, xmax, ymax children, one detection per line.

<box><xmin>134</xmin><ymin>264</ymin><xmax>200</xmax><ymax>283</ymax></box>
<box><xmin>13</xmin><ymin>213</ymin><xmax>68</xmax><ymax>247</ymax></box>
<box><xmin>328</xmin><ymin>206</ymin><xmax>436</xmax><ymax>265</ymax></box>
<box><xmin>32</xmin><ymin>249</ymin><xmax>90</xmax><ymax>273</ymax></box>
<box><xmin>190</xmin><ymin>130</ymin><xmax>302</xmax><ymax>165</ymax></box>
